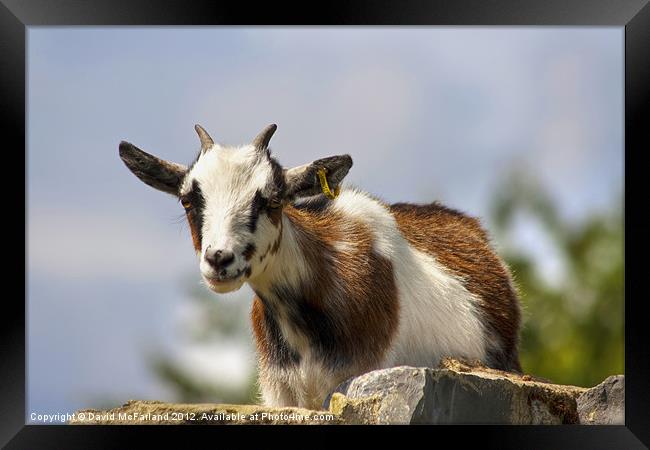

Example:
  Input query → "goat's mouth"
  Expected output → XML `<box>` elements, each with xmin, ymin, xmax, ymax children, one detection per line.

<box><xmin>202</xmin><ymin>269</ymin><xmax>247</xmax><ymax>293</ymax></box>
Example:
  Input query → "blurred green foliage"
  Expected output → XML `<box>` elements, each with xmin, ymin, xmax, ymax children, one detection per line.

<box><xmin>490</xmin><ymin>172</ymin><xmax>623</xmax><ymax>388</ymax></box>
<box><xmin>148</xmin><ymin>280</ymin><xmax>260</xmax><ymax>404</ymax></box>
<box><xmin>150</xmin><ymin>170</ymin><xmax>624</xmax><ymax>402</ymax></box>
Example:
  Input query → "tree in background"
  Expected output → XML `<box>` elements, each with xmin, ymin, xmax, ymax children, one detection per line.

<box><xmin>149</xmin><ymin>169</ymin><xmax>624</xmax><ymax>402</ymax></box>
<box><xmin>490</xmin><ymin>171</ymin><xmax>623</xmax><ymax>388</ymax></box>
<box><xmin>148</xmin><ymin>279</ymin><xmax>259</xmax><ymax>404</ymax></box>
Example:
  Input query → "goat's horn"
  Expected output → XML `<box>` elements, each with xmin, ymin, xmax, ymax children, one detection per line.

<box><xmin>252</xmin><ymin>124</ymin><xmax>277</xmax><ymax>151</ymax></box>
<box><xmin>194</xmin><ymin>124</ymin><xmax>214</xmax><ymax>152</ymax></box>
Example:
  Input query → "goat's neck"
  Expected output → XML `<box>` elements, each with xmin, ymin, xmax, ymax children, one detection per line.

<box><xmin>247</xmin><ymin>206</ymin><xmax>320</xmax><ymax>301</ymax></box>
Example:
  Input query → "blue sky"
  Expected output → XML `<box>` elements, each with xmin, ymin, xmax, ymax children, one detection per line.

<box><xmin>26</xmin><ymin>27</ymin><xmax>623</xmax><ymax>420</ymax></box>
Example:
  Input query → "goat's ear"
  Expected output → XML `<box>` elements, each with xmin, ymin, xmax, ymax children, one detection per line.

<box><xmin>119</xmin><ymin>141</ymin><xmax>187</xmax><ymax>196</ymax></box>
<box><xmin>284</xmin><ymin>154</ymin><xmax>353</xmax><ymax>200</ymax></box>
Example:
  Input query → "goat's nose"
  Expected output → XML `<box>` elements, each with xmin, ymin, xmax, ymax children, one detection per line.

<box><xmin>205</xmin><ymin>246</ymin><xmax>235</xmax><ymax>270</ymax></box>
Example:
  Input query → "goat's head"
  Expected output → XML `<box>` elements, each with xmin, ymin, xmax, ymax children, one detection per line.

<box><xmin>119</xmin><ymin>124</ymin><xmax>353</xmax><ymax>294</ymax></box>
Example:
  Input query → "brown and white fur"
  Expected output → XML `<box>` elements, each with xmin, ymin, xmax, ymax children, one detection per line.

<box><xmin>119</xmin><ymin>124</ymin><xmax>522</xmax><ymax>410</ymax></box>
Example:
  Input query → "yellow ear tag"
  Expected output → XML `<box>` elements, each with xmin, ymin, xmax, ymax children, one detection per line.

<box><xmin>317</xmin><ymin>168</ymin><xmax>340</xmax><ymax>200</ymax></box>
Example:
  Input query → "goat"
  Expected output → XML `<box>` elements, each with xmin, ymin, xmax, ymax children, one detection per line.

<box><xmin>119</xmin><ymin>124</ymin><xmax>522</xmax><ymax>410</ymax></box>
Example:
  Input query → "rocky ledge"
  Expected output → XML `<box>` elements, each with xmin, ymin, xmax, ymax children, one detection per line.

<box><xmin>69</xmin><ymin>359</ymin><xmax>623</xmax><ymax>425</ymax></box>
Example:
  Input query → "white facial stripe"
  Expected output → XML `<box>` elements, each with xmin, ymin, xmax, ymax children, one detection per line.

<box><xmin>181</xmin><ymin>143</ymin><xmax>282</xmax><ymax>289</ymax></box>
<box><xmin>186</xmin><ymin>144</ymin><xmax>274</xmax><ymax>249</ymax></box>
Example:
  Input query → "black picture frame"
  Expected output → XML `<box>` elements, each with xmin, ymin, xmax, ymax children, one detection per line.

<box><xmin>3</xmin><ymin>0</ymin><xmax>648</xmax><ymax>447</ymax></box>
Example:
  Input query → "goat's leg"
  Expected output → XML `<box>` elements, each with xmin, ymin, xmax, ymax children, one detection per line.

<box><xmin>257</xmin><ymin>367</ymin><xmax>297</xmax><ymax>407</ymax></box>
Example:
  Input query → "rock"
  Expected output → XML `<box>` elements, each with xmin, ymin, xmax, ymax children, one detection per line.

<box><xmin>326</xmin><ymin>366</ymin><xmax>435</xmax><ymax>424</ymax></box>
<box><xmin>325</xmin><ymin>359</ymin><xmax>588</xmax><ymax>424</ymax></box>
<box><xmin>69</xmin><ymin>360</ymin><xmax>623</xmax><ymax>425</ymax></box>
<box><xmin>69</xmin><ymin>400</ymin><xmax>341</xmax><ymax>425</ymax></box>
<box><xmin>577</xmin><ymin>375</ymin><xmax>625</xmax><ymax>425</ymax></box>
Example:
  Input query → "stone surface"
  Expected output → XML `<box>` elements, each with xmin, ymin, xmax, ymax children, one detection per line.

<box><xmin>325</xmin><ymin>366</ymin><xmax>435</xmax><ymax>424</ymax></box>
<box><xmin>577</xmin><ymin>375</ymin><xmax>625</xmax><ymax>425</ymax></box>
<box><xmin>69</xmin><ymin>359</ymin><xmax>623</xmax><ymax>425</ymax></box>
<box><xmin>326</xmin><ymin>359</ymin><xmax>589</xmax><ymax>424</ymax></box>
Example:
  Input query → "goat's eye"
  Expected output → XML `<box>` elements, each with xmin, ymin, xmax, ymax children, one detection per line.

<box><xmin>181</xmin><ymin>197</ymin><xmax>192</xmax><ymax>210</ymax></box>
